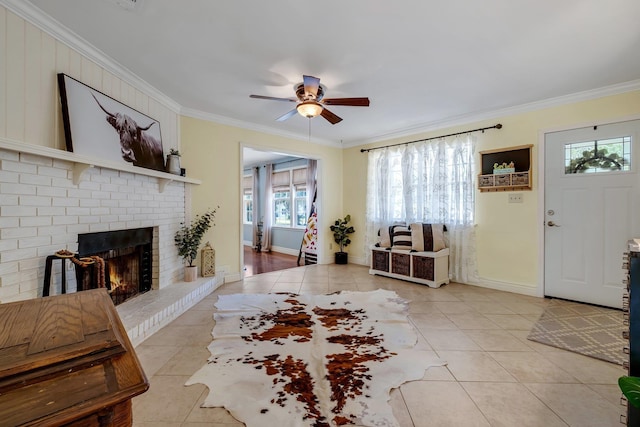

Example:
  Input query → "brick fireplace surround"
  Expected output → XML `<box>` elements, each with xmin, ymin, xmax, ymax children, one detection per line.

<box><xmin>0</xmin><ymin>147</ymin><xmax>223</xmax><ymax>346</ymax></box>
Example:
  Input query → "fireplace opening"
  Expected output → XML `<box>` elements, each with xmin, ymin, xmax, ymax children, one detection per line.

<box><xmin>77</xmin><ymin>227</ymin><xmax>153</xmax><ymax>305</ymax></box>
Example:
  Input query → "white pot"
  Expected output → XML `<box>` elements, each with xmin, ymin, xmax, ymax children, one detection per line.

<box><xmin>184</xmin><ymin>265</ymin><xmax>197</xmax><ymax>282</ymax></box>
<box><xmin>166</xmin><ymin>154</ymin><xmax>181</xmax><ymax>175</ymax></box>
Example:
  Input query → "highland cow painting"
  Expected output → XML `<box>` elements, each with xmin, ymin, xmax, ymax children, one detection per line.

<box><xmin>58</xmin><ymin>73</ymin><xmax>165</xmax><ymax>172</ymax></box>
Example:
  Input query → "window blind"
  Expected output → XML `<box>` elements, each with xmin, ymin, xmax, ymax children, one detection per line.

<box><xmin>292</xmin><ymin>168</ymin><xmax>307</xmax><ymax>185</ymax></box>
<box><xmin>271</xmin><ymin>171</ymin><xmax>290</xmax><ymax>187</ymax></box>
<box><xmin>242</xmin><ymin>175</ymin><xmax>252</xmax><ymax>190</ymax></box>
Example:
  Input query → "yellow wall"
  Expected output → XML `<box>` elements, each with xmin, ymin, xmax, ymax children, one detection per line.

<box><xmin>180</xmin><ymin>116</ymin><xmax>344</xmax><ymax>278</ymax></box>
<box><xmin>9</xmin><ymin>1</ymin><xmax>638</xmax><ymax>293</ymax></box>
<box><xmin>344</xmin><ymin>90</ymin><xmax>640</xmax><ymax>293</ymax></box>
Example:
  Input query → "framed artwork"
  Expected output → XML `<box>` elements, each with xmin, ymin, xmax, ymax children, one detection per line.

<box><xmin>57</xmin><ymin>73</ymin><xmax>165</xmax><ymax>172</ymax></box>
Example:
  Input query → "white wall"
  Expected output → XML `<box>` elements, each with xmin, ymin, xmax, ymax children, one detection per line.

<box><xmin>0</xmin><ymin>5</ymin><xmax>179</xmax><ymax>151</ymax></box>
<box><xmin>0</xmin><ymin>5</ymin><xmax>188</xmax><ymax>302</ymax></box>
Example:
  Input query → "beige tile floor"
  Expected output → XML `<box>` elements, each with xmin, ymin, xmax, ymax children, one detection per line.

<box><xmin>132</xmin><ymin>264</ymin><xmax>626</xmax><ymax>427</ymax></box>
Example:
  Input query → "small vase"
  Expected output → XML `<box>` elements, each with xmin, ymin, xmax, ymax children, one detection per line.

<box><xmin>184</xmin><ymin>265</ymin><xmax>197</xmax><ymax>282</ymax></box>
<box><xmin>166</xmin><ymin>154</ymin><xmax>181</xmax><ymax>175</ymax></box>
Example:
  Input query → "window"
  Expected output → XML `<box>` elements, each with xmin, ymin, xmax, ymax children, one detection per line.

<box><xmin>243</xmin><ymin>191</ymin><xmax>253</xmax><ymax>224</ymax></box>
<box><xmin>271</xmin><ymin>167</ymin><xmax>308</xmax><ymax>228</ymax></box>
<box><xmin>366</xmin><ymin>135</ymin><xmax>478</xmax><ymax>283</ymax></box>
<box><xmin>565</xmin><ymin>136</ymin><xmax>631</xmax><ymax>174</ymax></box>
<box><xmin>295</xmin><ymin>187</ymin><xmax>307</xmax><ymax>227</ymax></box>
<box><xmin>273</xmin><ymin>189</ymin><xmax>291</xmax><ymax>226</ymax></box>
<box><xmin>388</xmin><ymin>154</ymin><xmax>404</xmax><ymax>221</ymax></box>
<box><xmin>242</xmin><ymin>175</ymin><xmax>252</xmax><ymax>224</ymax></box>
<box><xmin>366</xmin><ymin>135</ymin><xmax>476</xmax><ymax>227</ymax></box>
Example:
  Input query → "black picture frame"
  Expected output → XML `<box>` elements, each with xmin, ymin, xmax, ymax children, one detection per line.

<box><xmin>57</xmin><ymin>73</ymin><xmax>165</xmax><ymax>172</ymax></box>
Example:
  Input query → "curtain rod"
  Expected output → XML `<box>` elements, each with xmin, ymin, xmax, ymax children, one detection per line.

<box><xmin>360</xmin><ymin>123</ymin><xmax>502</xmax><ymax>153</ymax></box>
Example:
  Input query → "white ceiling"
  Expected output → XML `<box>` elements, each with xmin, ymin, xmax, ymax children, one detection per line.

<box><xmin>22</xmin><ymin>0</ymin><xmax>640</xmax><ymax>146</ymax></box>
<box><xmin>243</xmin><ymin>148</ymin><xmax>298</xmax><ymax>169</ymax></box>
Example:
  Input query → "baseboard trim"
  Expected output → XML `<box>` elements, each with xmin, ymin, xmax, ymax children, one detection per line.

<box><xmin>347</xmin><ymin>256</ymin><xmax>368</xmax><ymax>266</ymax></box>
<box><xmin>224</xmin><ymin>272</ymin><xmax>243</xmax><ymax>283</ymax></box>
<box><xmin>269</xmin><ymin>245</ymin><xmax>300</xmax><ymax>257</ymax></box>
<box><xmin>470</xmin><ymin>277</ymin><xmax>540</xmax><ymax>297</ymax></box>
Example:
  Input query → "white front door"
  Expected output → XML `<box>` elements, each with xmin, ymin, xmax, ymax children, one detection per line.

<box><xmin>544</xmin><ymin>119</ymin><xmax>640</xmax><ymax>308</ymax></box>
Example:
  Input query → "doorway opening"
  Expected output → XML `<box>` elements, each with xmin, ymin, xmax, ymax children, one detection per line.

<box><xmin>241</xmin><ymin>146</ymin><xmax>320</xmax><ymax>277</ymax></box>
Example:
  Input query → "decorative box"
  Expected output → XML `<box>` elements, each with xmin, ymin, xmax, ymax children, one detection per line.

<box><xmin>479</xmin><ymin>175</ymin><xmax>495</xmax><ymax>187</ymax></box>
<box><xmin>495</xmin><ymin>174</ymin><xmax>511</xmax><ymax>186</ymax></box>
<box><xmin>493</xmin><ymin>168</ymin><xmax>515</xmax><ymax>175</ymax></box>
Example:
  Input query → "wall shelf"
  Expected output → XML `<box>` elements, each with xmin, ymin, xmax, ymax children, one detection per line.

<box><xmin>478</xmin><ymin>144</ymin><xmax>533</xmax><ymax>192</ymax></box>
<box><xmin>0</xmin><ymin>137</ymin><xmax>201</xmax><ymax>192</ymax></box>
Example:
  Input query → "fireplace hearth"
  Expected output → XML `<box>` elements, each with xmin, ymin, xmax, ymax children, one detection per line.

<box><xmin>77</xmin><ymin>228</ymin><xmax>153</xmax><ymax>305</ymax></box>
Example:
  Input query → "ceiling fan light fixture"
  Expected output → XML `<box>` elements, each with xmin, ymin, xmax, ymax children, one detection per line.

<box><xmin>296</xmin><ymin>101</ymin><xmax>323</xmax><ymax>118</ymax></box>
<box><xmin>251</xmin><ymin>75</ymin><xmax>367</xmax><ymax>125</ymax></box>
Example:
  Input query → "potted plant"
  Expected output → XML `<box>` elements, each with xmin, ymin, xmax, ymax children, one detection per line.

<box><xmin>174</xmin><ymin>207</ymin><xmax>218</xmax><ymax>281</ymax></box>
<box><xmin>619</xmin><ymin>376</ymin><xmax>640</xmax><ymax>409</ymax></box>
<box><xmin>330</xmin><ymin>215</ymin><xmax>355</xmax><ymax>264</ymax></box>
<box><xmin>166</xmin><ymin>148</ymin><xmax>181</xmax><ymax>175</ymax></box>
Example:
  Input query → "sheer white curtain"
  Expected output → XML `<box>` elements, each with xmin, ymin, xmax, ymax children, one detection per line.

<box><xmin>365</xmin><ymin>134</ymin><xmax>479</xmax><ymax>283</ymax></box>
<box><xmin>262</xmin><ymin>163</ymin><xmax>273</xmax><ymax>252</ymax></box>
<box><xmin>251</xmin><ymin>167</ymin><xmax>260</xmax><ymax>248</ymax></box>
<box><xmin>306</xmin><ymin>159</ymin><xmax>317</xmax><ymax>214</ymax></box>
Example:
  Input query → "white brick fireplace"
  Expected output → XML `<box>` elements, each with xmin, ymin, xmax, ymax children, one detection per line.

<box><xmin>0</xmin><ymin>145</ymin><xmax>223</xmax><ymax>345</ymax></box>
<box><xmin>0</xmin><ymin>3</ymin><xmax>222</xmax><ymax>345</ymax></box>
<box><xmin>0</xmin><ymin>146</ymin><xmax>186</xmax><ymax>302</ymax></box>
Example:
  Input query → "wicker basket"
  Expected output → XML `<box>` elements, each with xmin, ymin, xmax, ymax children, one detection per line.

<box><xmin>391</xmin><ymin>252</ymin><xmax>410</xmax><ymax>276</ymax></box>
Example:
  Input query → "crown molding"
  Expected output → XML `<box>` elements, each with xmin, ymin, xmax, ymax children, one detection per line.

<box><xmin>1</xmin><ymin>0</ymin><xmax>182</xmax><ymax>113</ymax></box>
<box><xmin>4</xmin><ymin>1</ymin><xmax>638</xmax><ymax>150</ymax></box>
<box><xmin>345</xmin><ymin>79</ymin><xmax>640</xmax><ymax>148</ymax></box>
<box><xmin>180</xmin><ymin>107</ymin><xmax>340</xmax><ymax>148</ymax></box>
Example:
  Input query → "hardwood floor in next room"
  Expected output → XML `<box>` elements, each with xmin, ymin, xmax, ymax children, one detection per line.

<box><xmin>243</xmin><ymin>245</ymin><xmax>299</xmax><ymax>276</ymax></box>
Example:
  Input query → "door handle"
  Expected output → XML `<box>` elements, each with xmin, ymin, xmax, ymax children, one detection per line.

<box><xmin>547</xmin><ymin>221</ymin><xmax>560</xmax><ymax>227</ymax></box>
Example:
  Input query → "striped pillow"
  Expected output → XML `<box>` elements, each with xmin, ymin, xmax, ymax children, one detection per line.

<box><xmin>391</xmin><ymin>226</ymin><xmax>412</xmax><ymax>249</ymax></box>
<box><xmin>377</xmin><ymin>224</ymin><xmax>404</xmax><ymax>248</ymax></box>
<box><xmin>410</xmin><ymin>223</ymin><xmax>446</xmax><ymax>252</ymax></box>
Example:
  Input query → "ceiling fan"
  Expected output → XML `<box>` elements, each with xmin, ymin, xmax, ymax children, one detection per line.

<box><xmin>250</xmin><ymin>75</ymin><xmax>370</xmax><ymax>125</ymax></box>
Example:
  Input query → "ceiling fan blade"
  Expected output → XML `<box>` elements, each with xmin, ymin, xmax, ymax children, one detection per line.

<box><xmin>276</xmin><ymin>109</ymin><xmax>298</xmax><ymax>122</ymax></box>
<box><xmin>303</xmin><ymin>75</ymin><xmax>320</xmax><ymax>99</ymax></box>
<box><xmin>322</xmin><ymin>97</ymin><xmax>370</xmax><ymax>107</ymax></box>
<box><xmin>250</xmin><ymin>94</ymin><xmax>297</xmax><ymax>102</ymax></box>
<box><xmin>320</xmin><ymin>108</ymin><xmax>343</xmax><ymax>125</ymax></box>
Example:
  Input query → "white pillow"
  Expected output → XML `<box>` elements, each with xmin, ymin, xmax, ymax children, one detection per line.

<box><xmin>378</xmin><ymin>226</ymin><xmax>392</xmax><ymax>248</ymax></box>
<box><xmin>410</xmin><ymin>223</ymin><xmax>446</xmax><ymax>252</ymax></box>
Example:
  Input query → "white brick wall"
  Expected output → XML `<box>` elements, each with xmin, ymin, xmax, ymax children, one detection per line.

<box><xmin>0</xmin><ymin>148</ymin><xmax>186</xmax><ymax>303</ymax></box>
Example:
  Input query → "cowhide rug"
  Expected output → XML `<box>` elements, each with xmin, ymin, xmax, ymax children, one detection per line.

<box><xmin>186</xmin><ymin>289</ymin><xmax>445</xmax><ymax>427</ymax></box>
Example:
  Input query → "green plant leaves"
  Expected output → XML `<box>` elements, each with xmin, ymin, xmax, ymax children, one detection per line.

<box><xmin>329</xmin><ymin>215</ymin><xmax>355</xmax><ymax>252</ymax></box>
<box><xmin>619</xmin><ymin>376</ymin><xmax>640</xmax><ymax>408</ymax></box>
<box><xmin>174</xmin><ymin>207</ymin><xmax>218</xmax><ymax>266</ymax></box>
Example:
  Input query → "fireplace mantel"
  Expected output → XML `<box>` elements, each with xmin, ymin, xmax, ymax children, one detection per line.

<box><xmin>0</xmin><ymin>137</ymin><xmax>201</xmax><ymax>193</ymax></box>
